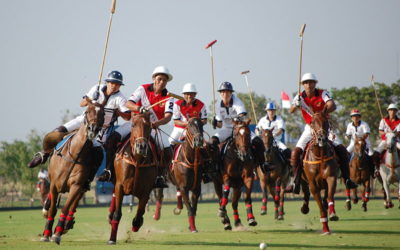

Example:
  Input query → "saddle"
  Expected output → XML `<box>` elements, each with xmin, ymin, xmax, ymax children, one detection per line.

<box><xmin>117</xmin><ymin>133</ymin><xmax>159</xmax><ymax>167</ymax></box>
<box><xmin>55</xmin><ymin>133</ymin><xmax>76</xmax><ymax>152</ymax></box>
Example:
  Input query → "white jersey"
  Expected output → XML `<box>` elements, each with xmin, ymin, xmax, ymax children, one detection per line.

<box><xmin>215</xmin><ymin>95</ymin><xmax>247</xmax><ymax>128</ymax></box>
<box><xmin>172</xmin><ymin>100</ymin><xmax>207</xmax><ymax>125</ymax></box>
<box><xmin>346</xmin><ymin>120</ymin><xmax>371</xmax><ymax>139</ymax></box>
<box><xmin>85</xmin><ymin>84</ymin><xmax>130</xmax><ymax>128</ymax></box>
<box><xmin>128</xmin><ymin>84</ymin><xmax>174</xmax><ymax>123</ymax></box>
<box><xmin>256</xmin><ymin>115</ymin><xmax>285</xmax><ymax>142</ymax></box>
<box><xmin>378</xmin><ymin>119</ymin><xmax>400</xmax><ymax>133</ymax></box>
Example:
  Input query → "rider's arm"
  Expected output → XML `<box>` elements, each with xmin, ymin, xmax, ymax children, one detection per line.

<box><xmin>117</xmin><ymin>110</ymin><xmax>131</xmax><ymax>121</ymax></box>
<box><xmin>126</xmin><ymin>100</ymin><xmax>141</xmax><ymax>112</ymax></box>
<box><xmin>152</xmin><ymin>113</ymin><xmax>172</xmax><ymax>128</ymax></box>
<box><xmin>80</xmin><ymin>98</ymin><xmax>89</xmax><ymax>107</ymax></box>
<box><xmin>324</xmin><ymin>100</ymin><xmax>336</xmax><ymax>113</ymax></box>
<box><xmin>274</xmin><ymin>128</ymin><xmax>283</xmax><ymax>137</ymax></box>
<box><xmin>363</xmin><ymin>133</ymin><xmax>370</xmax><ymax>140</ymax></box>
<box><xmin>201</xmin><ymin>118</ymin><xmax>207</xmax><ymax>125</ymax></box>
<box><xmin>174</xmin><ymin>119</ymin><xmax>188</xmax><ymax>128</ymax></box>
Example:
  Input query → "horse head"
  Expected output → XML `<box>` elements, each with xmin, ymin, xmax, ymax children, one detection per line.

<box><xmin>353</xmin><ymin>135</ymin><xmax>366</xmax><ymax>160</ymax></box>
<box><xmin>186</xmin><ymin>117</ymin><xmax>204</xmax><ymax>148</ymax></box>
<box><xmin>130</xmin><ymin>112</ymin><xmax>152</xmax><ymax>157</ymax></box>
<box><xmin>232</xmin><ymin>117</ymin><xmax>252</xmax><ymax>161</ymax></box>
<box><xmin>261</xmin><ymin>127</ymin><xmax>274</xmax><ymax>152</ymax></box>
<box><xmin>84</xmin><ymin>102</ymin><xmax>105</xmax><ymax>140</ymax></box>
<box><xmin>311</xmin><ymin>112</ymin><xmax>330</xmax><ymax>147</ymax></box>
<box><xmin>386</xmin><ymin>132</ymin><xmax>398</xmax><ymax>154</ymax></box>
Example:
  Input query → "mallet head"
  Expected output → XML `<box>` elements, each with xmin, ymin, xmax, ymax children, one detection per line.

<box><xmin>205</xmin><ymin>40</ymin><xmax>217</xmax><ymax>49</ymax></box>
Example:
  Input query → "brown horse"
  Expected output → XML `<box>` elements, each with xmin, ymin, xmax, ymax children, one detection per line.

<box><xmin>300</xmin><ymin>112</ymin><xmax>339</xmax><ymax>235</ymax></box>
<box><xmin>346</xmin><ymin>136</ymin><xmax>373</xmax><ymax>211</ymax></box>
<box><xmin>169</xmin><ymin>117</ymin><xmax>205</xmax><ymax>232</ymax></box>
<box><xmin>214</xmin><ymin>118</ymin><xmax>257</xmax><ymax>230</ymax></box>
<box><xmin>257</xmin><ymin>128</ymin><xmax>290</xmax><ymax>220</ymax></box>
<box><xmin>107</xmin><ymin>112</ymin><xmax>158</xmax><ymax>245</ymax></box>
<box><xmin>41</xmin><ymin>103</ymin><xmax>105</xmax><ymax>244</ymax></box>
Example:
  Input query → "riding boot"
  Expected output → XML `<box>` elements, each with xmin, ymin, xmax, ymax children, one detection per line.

<box><xmin>200</xmin><ymin>148</ymin><xmax>213</xmax><ymax>183</ymax></box>
<box><xmin>28</xmin><ymin>126</ymin><xmax>68</xmax><ymax>168</ymax></box>
<box><xmin>366</xmin><ymin>154</ymin><xmax>376</xmax><ymax>178</ymax></box>
<box><xmin>154</xmin><ymin>147</ymin><xmax>172</xmax><ymax>188</ymax></box>
<box><xmin>334</xmin><ymin>144</ymin><xmax>358</xmax><ymax>189</ymax></box>
<box><xmin>211</xmin><ymin>136</ymin><xmax>222</xmax><ymax>173</ymax></box>
<box><xmin>289</xmin><ymin>147</ymin><xmax>303</xmax><ymax>194</ymax></box>
<box><xmin>84</xmin><ymin>146</ymin><xmax>104</xmax><ymax>191</ymax></box>
<box><xmin>97</xmin><ymin>132</ymin><xmax>121</xmax><ymax>182</ymax></box>
<box><xmin>251</xmin><ymin>136</ymin><xmax>266</xmax><ymax>166</ymax></box>
<box><xmin>282</xmin><ymin>148</ymin><xmax>292</xmax><ymax>168</ymax></box>
<box><xmin>372</xmin><ymin>151</ymin><xmax>381</xmax><ymax>177</ymax></box>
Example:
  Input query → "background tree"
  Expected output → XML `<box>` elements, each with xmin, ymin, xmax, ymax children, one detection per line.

<box><xmin>235</xmin><ymin>92</ymin><xmax>269</xmax><ymax>124</ymax></box>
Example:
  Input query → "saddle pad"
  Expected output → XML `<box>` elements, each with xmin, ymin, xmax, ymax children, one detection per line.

<box><xmin>55</xmin><ymin>134</ymin><xmax>74</xmax><ymax>151</ymax></box>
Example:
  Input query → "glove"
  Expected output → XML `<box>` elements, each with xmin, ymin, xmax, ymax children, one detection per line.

<box><xmin>212</xmin><ymin>117</ymin><xmax>218</xmax><ymax>129</ymax></box>
<box><xmin>294</xmin><ymin>96</ymin><xmax>302</xmax><ymax>107</ymax></box>
<box><xmin>139</xmin><ymin>106</ymin><xmax>148</xmax><ymax>114</ymax></box>
<box><xmin>92</xmin><ymin>89</ymin><xmax>100</xmax><ymax>101</ymax></box>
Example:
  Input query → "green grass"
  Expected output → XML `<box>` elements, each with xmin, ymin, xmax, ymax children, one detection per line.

<box><xmin>1</xmin><ymin>199</ymin><xmax>400</xmax><ymax>249</ymax></box>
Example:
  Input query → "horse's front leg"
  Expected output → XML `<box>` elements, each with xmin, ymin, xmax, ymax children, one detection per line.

<box><xmin>218</xmin><ymin>174</ymin><xmax>232</xmax><ymax>230</ymax></box>
<box><xmin>326</xmin><ymin>176</ymin><xmax>338</xmax><ymax>221</ymax></box>
<box><xmin>345</xmin><ymin>187</ymin><xmax>352</xmax><ymax>211</ymax></box>
<box><xmin>132</xmin><ymin>194</ymin><xmax>149</xmax><ymax>232</ymax></box>
<box><xmin>361</xmin><ymin>179</ymin><xmax>370</xmax><ymax>212</ymax></box>
<box><xmin>51</xmin><ymin>184</ymin><xmax>82</xmax><ymax>245</ymax></box>
<box><xmin>381</xmin><ymin>175</ymin><xmax>393</xmax><ymax>208</ymax></box>
<box><xmin>275</xmin><ymin>177</ymin><xmax>284</xmax><ymax>220</ymax></box>
<box><xmin>63</xmin><ymin>190</ymin><xmax>85</xmax><ymax>234</ymax></box>
<box><xmin>352</xmin><ymin>186</ymin><xmax>359</xmax><ymax>204</ymax></box>
<box><xmin>309</xmin><ymin>180</ymin><xmax>330</xmax><ymax>234</ymax></box>
<box><xmin>153</xmin><ymin>187</ymin><xmax>164</xmax><ymax>220</ymax></box>
<box><xmin>278</xmin><ymin>178</ymin><xmax>286</xmax><ymax>220</ymax></box>
<box><xmin>108</xmin><ymin>184</ymin><xmax>124</xmax><ymax>245</ymax></box>
<box><xmin>243</xmin><ymin>175</ymin><xmax>257</xmax><ymax>226</ymax></box>
<box><xmin>231</xmin><ymin>187</ymin><xmax>242</xmax><ymax>227</ymax></box>
<box><xmin>41</xmin><ymin>185</ymin><xmax>58</xmax><ymax>242</ymax></box>
<box><xmin>180</xmin><ymin>188</ymin><xmax>197</xmax><ymax>232</ymax></box>
<box><xmin>257</xmin><ymin>169</ymin><xmax>268</xmax><ymax>215</ymax></box>
<box><xmin>188</xmin><ymin>185</ymin><xmax>202</xmax><ymax>232</ymax></box>
<box><xmin>300</xmin><ymin>178</ymin><xmax>310</xmax><ymax>214</ymax></box>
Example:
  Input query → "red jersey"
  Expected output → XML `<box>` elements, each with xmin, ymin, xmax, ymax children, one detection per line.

<box><xmin>173</xmin><ymin>99</ymin><xmax>207</xmax><ymax>128</ymax></box>
<box><xmin>299</xmin><ymin>89</ymin><xmax>332</xmax><ymax>124</ymax></box>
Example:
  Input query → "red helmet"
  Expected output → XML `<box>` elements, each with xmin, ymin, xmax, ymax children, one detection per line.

<box><xmin>350</xmin><ymin>109</ymin><xmax>361</xmax><ymax>116</ymax></box>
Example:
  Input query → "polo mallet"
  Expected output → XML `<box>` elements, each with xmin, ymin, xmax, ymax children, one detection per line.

<box><xmin>205</xmin><ymin>40</ymin><xmax>218</xmax><ymax>120</ymax></box>
<box><xmin>297</xmin><ymin>24</ymin><xmax>306</xmax><ymax>100</ymax></box>
<box><xmin>147</xmin><ymin>92</ymin><xmax>184</xmax><ymax>110</ymax></box>
<box><xmin>97</xmin><ymin>0</ymin><xmax>117</xmax><ymax>87</ymax></box>
<box><xmin>241</xmin><ymin>70</ymin><xmax>258</xmax><ymax>124</ymax></box>
<box><xmin>371</xmin><ymin>74</ymin><xmax>384</xmax><ymax>120</ymax></box>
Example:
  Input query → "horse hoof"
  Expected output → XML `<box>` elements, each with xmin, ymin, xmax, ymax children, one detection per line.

<box><xmin>224</xmin><ymin>224</ymin><xmax>232</xmax><ymax>231</ymax></box>
<box><xmin>153</xmin><ymin>214</ymin><xmax>160</xmax><ymax>221</ymax></box>
<box><xmin>353</xmin><ymin>198</ymin><xmax>358</xmax><ymax>204</ymax></box>
<box><xmin>51</xmin><ymin>234</ymin><xmax>61</xmax><ymax>245</ymax></box>
<box><xmin>218</xmin><ymin>208</ymin><xmax>226</xmax><ymax>218</ymax></box>
<box><xmin>191</xmin><ymin>229</ymin><xmax>198</xmax><ymax>233</ymax></box>
<box><xmin>321</xmin><ymin>231</ymin><xmax>331</xmax><ymax>235</ymax></box>
<box><xmin>345</xmin><ymin>201</ymin><xmax>352</xmax><ymax>211</ymax></box>
<box><xmin>389</xmin><ymin>202</ymin><xmax>394</xmax><ymax>208</ymax></box>
<box><xmin>260</xmin><ymin>210</ymin><xmax>267</xmax><ymax>215</ymax></box>
<box><xmin>42</xmin><ymin>208</ymin><xmax>48</xmax><ymax>218</ymax></box>
<box><xmin>277</xmin><ymin>215</ymin><xmax>284</xmax><ymax>221</ymax></box>
<box><xmin>173</xmin><ymin>208</ymin><xmax>182</xmax><ymax>215</ymax></box>
<box><xmin>248</xmin><ymin>219</ymin><xmax>257</xmax><ymax>226</ymax></box>
<box><xmin>301</xmin><ymin>205</ymin><xmax>309</xmax><ymax>214</ymax></box>
<box><xmin>107</xmin><ymin>240</ymin><xmax>116</xmax><ymax>245</ymax></box>
<box><xmin>329</xmin><ymin>214</ymin><xmax>339</xmax><ymax>221</ymax></box>
<box><xmin>40</xmin><ymin>236</ymin><xmax>50</xmax><ymax>242</ymax></box>
<box><xmin>132</xmin><ymin>226</ymin><xmax>140</xmax><ymax>232</ymax></box>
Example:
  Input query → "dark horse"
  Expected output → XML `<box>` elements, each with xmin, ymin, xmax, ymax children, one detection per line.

<box><xmin>107</xmin><ymin>112</ymin><xmax>158</xmax><ymax>245</ymax></box>
<box><xmin>38</xmin><ymin>177</ymin><xmax>50</xmax><ymax>206</ymax></box>
<box><xmin>257</xmin><ymin>128</ymin><xmax>290</xmax><ymax>220</ymax></box>
<box><xmin>346</xmin><ymin>136</ymin><xmax>373</xmax><ymax>212</ymax></box>
<box><xmin>214</xmin><ymin>118</ymin><xmax>257</xmax><ymax>230</ymax></box>
<box><xmin>41</xmin><ymin>103</ymin><xmax>104</xmax><ymax>244</ymax></box>
<box><xmin>169</xmin><ymin>117</ymin><xmax>205</xmax><ymax>232</ymax></box>
<box><xmin>300</xmin><ymin>112</ymin><xmax>339</xmax><ymax>235</ymax></box>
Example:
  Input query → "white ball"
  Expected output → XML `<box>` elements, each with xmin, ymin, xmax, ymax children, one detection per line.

<box><xmin>259</xmin><ymin>242</ymin><xmax>267</xmax><ymax>249</ymax></box>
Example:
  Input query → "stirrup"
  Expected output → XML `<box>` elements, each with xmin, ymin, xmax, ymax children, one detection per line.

<box><xmin>97</xmin><ymin>169</ymin><xmax>111</xmax><ymax>182</ymax></box>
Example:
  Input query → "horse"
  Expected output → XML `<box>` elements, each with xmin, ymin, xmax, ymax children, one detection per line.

<box><xmin>37</xmin><ymin>178</ymin><xmax>50</xmax><ymax>206</ymax></box>
<box><xmin>300</xmin><ymin>112</ymin><xmax>339</xmax><ymax>235</ymax></box>
<box><xmin>168</xmin><ymin>117</ymin><xmax>205</xmax><ymax>232</ymax></box>
<box><xmin>214</xmin><ymin>118</ymin><xmax>257</xmax><ymax>230</ymax></box>
<box><xmin>107</xmin><ymin>112</ymin><xmax>158</xmax><ymax>245</ymax></box>
<box><xmin>346</xmin><ymin>136</ymin><xmax>373</xmax><ymax>211</ymax></box>
<box><xmin>378</xmin><ymin>132</ymin><xmax>400</xmax><ymax>209</ymax></box>
<box><xmin>41</xmin><ymin>103</ymin><xmax>105</xmax><ymax>244</ymax></box>
<box><xmin>257</xmin><ymin>128</ymin><xmax>290</xmax><ymax>220</ymax></box>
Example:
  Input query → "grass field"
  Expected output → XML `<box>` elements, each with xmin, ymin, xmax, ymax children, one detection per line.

<box><xmin>1</xmin><ymin>199</ymin><xmax>400</xmax><ymax>249</ymax></box>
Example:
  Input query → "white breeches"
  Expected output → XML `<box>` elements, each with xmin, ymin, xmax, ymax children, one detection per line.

<box><xmin>63</xmin><ymin>115</ymin><xmax>84</xmax><ymax>132</ymax></box>
<box><xmin>296</xmin><ymin>125</ymin><xmax>312</xmax><ymax>150</ymax></box>
<box><xmin>115</xmin><ymin>121</ymin><xmax>170</xmax><ymax>149</ymax></box>
<box><xmin>376</xmin><ymin>140</ymin><xmax>400</xmax><ymax>153</ymax></box>
<box><xmin>347</xmin><ymin>139</ymin><xmax>373</xmax><ymax>156</ymax></box>
<box><xmin>215</xmin><ymin>127</ymin><xmax>256</xmax><ymax>143</ymax></box>
<box><xmin>169</xmin><ymin>127</ymin><xmax>186</xmax><ymax>144</ymax></box>
<box><xmin>276</xmin><ymin>140</ymin><xmax>288</xmax><ymax>150</ymax></box>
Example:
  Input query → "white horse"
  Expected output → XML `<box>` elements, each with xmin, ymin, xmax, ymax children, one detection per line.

<box><xmin>379</xmin><ymin>132</ymin><xmax>400</xmax><ymax>209</ymax></box>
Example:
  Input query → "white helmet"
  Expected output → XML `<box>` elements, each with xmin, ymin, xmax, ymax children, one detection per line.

<box><xmin>182</xmin><ymin>83</ymin><xmax>197</xmax><ymax>94</ymax></box>
<box><xmin>301</xmin><ymin>73</ymin><xmax>318</xmax><ymax>83</ymax></box>
<box><xmin>387</xmin><ymin>103</ymin><xmax>398</xmax><ymax>110</ymax></box>
<box><xmin>152</xmin><ymin>66</ymin><xmax>173</xmax><ymax>82</ymax></box>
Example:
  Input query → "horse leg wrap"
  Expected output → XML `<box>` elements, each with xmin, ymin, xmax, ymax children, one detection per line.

<box><xmin>345</xmin><ymin>189</ymin><xmax>351</xmax><ymax>197</ymax></box>
<box><xmin>153</xmin><ymin>200</ymin><xmax>162</xmax><ymax>220</ymax></box>
<box><xmin>328</xmin><ymin>201</ymin><xmax>335</xmax><ymax>214</ymax></box>
<box><xmin>43</xmin><ymin>217</ymin><xmax>54</xmax><ymax>237</ymax></box>
<box><xmin>279</xmin><ymin>201</ymin><xmax>284</xmax><ymax>215</ymax></box>
<box><xmin>65</xmin><ymin>211</ymin><xmax>75</xmax><ymax>230</ymax></box>
<box><xmin>233</xmin><ymin>209</ymin><xmax>240</xmax><ymax>221</ymax></box>
<box><xmin>261</xmin><ymin>198</ymin><xmax>267</xmax><ymax>211</ymax></box>
<box><xmin>109</xmin><ymin>194</ymin><xmax>116</xmax><ymax>213</ymax></box>
<box><xmin>132</xmin><ymin>216</ymin><xmax>143</xmax><ymax>232</ymax></box>
<box><xmin>320</xmin><ymin>217</ymin><xmax>330</xmax><ymax>233</ymax></box>
<box><xmin>246</xmin><ymin>204</ymin><xmax>254</xmax><ymax>220</ymax></box>
<box><xmin>274</xmin><ymin>186</ymin><xmax>281</xmax><ymax>201</ymax></box>
<box><xmin>364</xmin><ymin>192</ymin><xmax>370</xmax><ymax>202</ymax></box>
<box><xmin>55</xmin><ymin>213</ymin><xmax>66</xmax><ymax>234</ymax></box>
<box><xmin>110</xmin><ymin>220</ymin><xmax>120</xmax><ymax>241</ymax></box>
<box><xmin>177</xmin><ymin>191</ymin><xmax>183</xmax><ymax>209</ymax></box>
<box><xmin>188</xmin><ymin>216</ymin><xmax>196</xmax><ymax>232</ymax></box>
<box><xmin>221</xmin><ymin>185</ymin><xmax>230</xmax><ymax>206</ymax></box>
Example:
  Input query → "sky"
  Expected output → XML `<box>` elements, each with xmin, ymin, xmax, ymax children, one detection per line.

<box><xmin>1</xmin><ymin>0</ymin><xmax>399</xmax><ymax>142</ymax></box>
